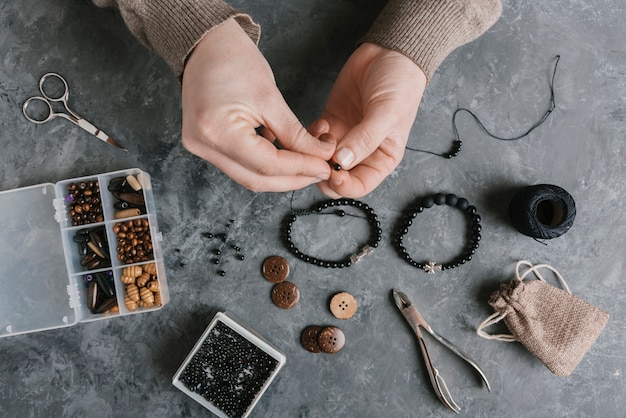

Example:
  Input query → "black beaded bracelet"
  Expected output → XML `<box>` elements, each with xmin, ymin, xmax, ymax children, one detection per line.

<box><xmin>282</xmin><ymin>199</ymin><xmax>382</xmax><ymax>268</ymax></box>
<box><xmin>394</xmin><ymin>193</ymin><xmax>481</xmax><ymax>273</ymax></box>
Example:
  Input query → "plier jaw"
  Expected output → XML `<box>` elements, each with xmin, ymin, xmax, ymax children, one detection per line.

<box><xmin>392</xmin><ymin>289</ymin><xmax>491</xmax><ymax>414</ymax></box>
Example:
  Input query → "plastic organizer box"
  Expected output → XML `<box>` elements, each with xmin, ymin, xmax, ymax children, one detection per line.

<box><xmin>0</xmin><ymin>168</ymin><xmax>168</xmax><ymax>338</ymax></box>
<box><xmin>173</xmin><ymin>312</ymin><xmax>286</xmax><ymax>418</ymax></box>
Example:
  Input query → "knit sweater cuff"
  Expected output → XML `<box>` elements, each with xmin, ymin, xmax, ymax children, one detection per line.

<box><xmin>94</xmin><ymin>0</ymin><xmax>260</xmax><ymax>78</ymax></box>
<box><xmin>362</xmin><ymin>0</ymin><xmax>502</xmax><ymax>83</ymax></box>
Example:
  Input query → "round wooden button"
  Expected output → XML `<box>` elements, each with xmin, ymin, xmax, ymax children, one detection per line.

<box><xmin>271</xmin><ymin>281</ymin><xmax>300</xmax><ymax>309</ymax></box>
<box><xmin>329</xmin><ymin>292</ymin><xmax>358</xmax><ymax>319</ymax></box>
<box><xmin>317</xmin><ymin>326</ymin><xmax>345</xmax><ymax>354</ymax></box>
<box><xmin>262</xmin><ymin>255</ymin><xmax>290</xmax><ymax>283</ymax></box>
<box><xmin>301</xmin><ymin>325</ymin><xmax>322</xmax><ymax>353</ymax></box>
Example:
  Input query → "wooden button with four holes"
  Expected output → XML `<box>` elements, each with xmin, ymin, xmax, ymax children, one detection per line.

<box><xmin>262</xmin><ymin>255</ymin><xmax>290</xmax><ymax>283</ymax></box>
<box><xmin>271</xmin><ymin>281</ymin><xmax>300</xmax><ymax>309</ymax></box>
<box><xmin>317</xmin><ymin>326</ymin><xmax>345</xmax><ymax>354</ymax></box>
<box><xmin>329</xmin><ymin>292</ymin><xmax>358</xmax><ymax>319</ymax></box>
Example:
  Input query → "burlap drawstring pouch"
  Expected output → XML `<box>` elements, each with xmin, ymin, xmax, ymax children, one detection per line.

<box><xmin>476</xmin><ymin>260</ymin><xmax>609</xmax><ymax>376</ymax></box>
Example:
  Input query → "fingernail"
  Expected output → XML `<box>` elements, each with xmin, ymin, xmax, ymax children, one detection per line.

<box><xmin>336</xmin><ymin>148</ymin><xmax>355</xmax><ymax>168</ymax></box>
<box><xmin>317</xmin><ymin>172</ymin><xmax>330</xmax><ymax>181</ymax></box>
<box><xmin>319</xmin><ymin>139</ymin><xmax>335</xmax><ymax>152</ymax></box>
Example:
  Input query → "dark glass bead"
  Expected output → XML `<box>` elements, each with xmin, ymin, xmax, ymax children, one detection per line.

<box><xmin>473</xmin><ymin>224</ymin><xmax>482</xmax><ymax>233</ymax></box>
<box><xmin>214</xmin><ymin>249</ymin><xmax>221</xmax><ymax>256</ymax></box>
<box><xmin>336</xmin><ymin>210</ymin><xmax>345</xmax><ymax>217</ymax></box>
<box><xmin>218</xmin><ymin>270</ymin><xmax>226</xmax><ymax>277</ymax></box>
<box><xmin>451</xmin><ymin>152</ymin><xmax>458</xmax><ymax>157</ymax></box>
<box><xmin>371</xmin><ymin>242</ymin><xmax>379</xmax><ymax>248</ymax></box>
<box><xmin>213</xmin><ymin>259</ymin><xmax>219</xmax><ymax>265</ymax></box>
<box><xmin>422</xmin><ymin>196</ymin><xmax>434</xmax><ymax>208</ymax></box>
<box><xmin>298</xmin><ymin>253</ymin><xmax>305</xmax><ymax>259</ymax></box>
<box><xmin>444</xmin><ymin>153</ymin><xmax>453</xmax><ymax>159</ymax></box>
<box><xmin>416</xmin><ymin>206</ymin><xmax>424</xmax><ymax>213</ymax></box>
<box><xmin>237</xmin><ymin>254</ymin><xmax>244</xmax><ymax>260</ymax></box>
<box><xmin>315</xmin><ymin>206</ymin><xmax>323</xmax><ymax>212</ymax></box>
<box><xmin>434</xmin><ymin>193</ymin><xmax>446</xmax><ymax>205</ymax></box>
<box><xmin>402</xmin><ymin>228</ymin><xmax>408</xmax><ymax>234</ymax></box>
<box><xmin>356</xmin><ymin>201</ymin><xmax>364</xmax><ymax>208</ymax></box>
<box><xmin>410</xmin><ymin>211</ymin><xmax>418</xmax><ymax>219</ymax></box>
<box><xmin>445</xmin><ymin>194</ymin><xmax>458</xmax><ymax>206</ymax></box>
<box><xmin>304</xmin><ymin>256</ymin><xmax>310</xmax><ymax>263</ymax></box>
<box><xmin>406</xmin><ymin>219</ymin><xmax>413</xmax><ymax>226</ymax></box>
<box><xmin>473</xmin><ymin>233</ymin><xmax>482</xmax><ymax>242</ymax></box>
<box><xmin>467</xmin><ymin>206</ymin><xmax>477</xmax><ymax>214</ymax></box>
<box><xmin>473</xmin><ymin>214</ymin><xmax>482</xmax><ymax>223</ymax></box>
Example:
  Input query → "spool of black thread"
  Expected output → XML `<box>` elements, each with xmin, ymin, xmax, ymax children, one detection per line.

<box><xmin>508</xmin><ymin>184</ymin><xmax>576</xmax><ymax>239</ymax></box>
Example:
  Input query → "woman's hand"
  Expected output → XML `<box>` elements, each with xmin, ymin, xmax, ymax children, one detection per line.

<box><xmin>314</xmin><ymin>42</ymin><xmax>427</xmax><ymax>198</ymax></box>
<box><xmin>182</xmin><ymin>18</ymin><xmax>335</xmax><ymax>192</ymax></box>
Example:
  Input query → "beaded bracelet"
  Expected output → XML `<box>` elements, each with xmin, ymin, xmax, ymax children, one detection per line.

<box><xmin>282</xmin><ymin>199</ymin><xmax>382</xmax><ymax>268</ymax></box>
<box><xmin>394</xmin><ymin>193</ymin><xmax>481</xmax><ymax>273</ymax></box>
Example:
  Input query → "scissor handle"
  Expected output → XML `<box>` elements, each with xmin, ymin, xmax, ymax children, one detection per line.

<box><xmin>22</xmin><ymin>96</ymin><xmax>55</xmax><ymax>124</ymax></box>
<box><xmin>39</xmin><ymin>72</ymin><xmax>69</xmax><ymax>102</ymax></box>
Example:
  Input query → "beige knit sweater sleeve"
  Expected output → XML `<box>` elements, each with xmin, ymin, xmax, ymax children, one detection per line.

<box><xmin>93</xmin><ymin>0</ymin><xmax>501</xmax><ymax>82</ymax></box>
<box><xmin>92</xmin><ymin>0</ymin><xmax>261</xmax><ymax>77</ymax></box>
<box><xmin>362</xmin><ymin>0</ymin><xmax>502</xmax><ymax>82</ymax></box>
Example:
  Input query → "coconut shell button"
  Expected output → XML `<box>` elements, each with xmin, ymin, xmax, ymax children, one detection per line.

<box><xmin>271</xmin><ymin>281</ymin><xmax>300</xmax><ymax>309</ymax></box>
<box><xmin>318</xmin><ymin>326</ymin><xmax>345</xmax><ymax>354</ymax></box>
<box><xmin>301</xmin><ymin>325</ymin><xmax>322</xmax><ymax>353</ymax></box>
<box><xmin>262</xmin><ymin>255</ymin><xmax>290</xmax><ymax>283</ymax></box>
<box><xmin>330</xmin><ymin>292</ymin><xmax>358</xmax><ymax>320</ymax></box>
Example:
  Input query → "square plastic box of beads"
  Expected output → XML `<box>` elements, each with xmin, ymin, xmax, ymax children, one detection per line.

<box><xmin>0</xmin><ymin>168</ymin><xmax>169</xmax><ymax>338</ymax></box>
<box><xmin>172</xmin><ymin>312</ymin><xmax>286</xmax><ymax>418</ymax></box>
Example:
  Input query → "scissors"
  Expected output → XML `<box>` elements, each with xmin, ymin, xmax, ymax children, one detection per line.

<box><xmin>392</xmin><ymin>289</ymin><xmax>490</xmax><ymax>414</ymax></box>
<box><xmin>22</xmin><ymin>72</ymin><xmax>126</xmax><ymax>151</ymax></box>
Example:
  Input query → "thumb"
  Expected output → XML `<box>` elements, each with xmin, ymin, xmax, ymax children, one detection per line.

<box><xmin>263</xmin><ymin>96</ymin><xmax>335</xmax><ymax>159</ymax></box>
<box><xmin>331</xmin><ymin>108</ymin><xmax>393</xmax><ymax>170</ymax></box>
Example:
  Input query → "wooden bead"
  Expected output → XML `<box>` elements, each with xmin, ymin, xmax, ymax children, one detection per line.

<box><xmin>143</xmin><ymin>263</ymin><xmax>157</xmax><ymax>276</ymax></box>
<box><xmin>123</xmin><ymin>265</ymin><xmax>143</xmax><ymax>278</ymax></box>
<box><xmin>146</xmin><ymin>280</ymin><xmax>159</xmax><ymax>292</ymax></box>
<box><xmin>124</xmin><ymin>295</ymin><xmax>138</xmax><ymax>311</ymax></box>
<box><xmin>126</xmin><ymin>283</ymin><xmax>140</xmax><ymax>301</ymax></box>
<box><xmin>136</xmin><ymin>273</ymin><xmax>151</xmax><ymax>288</ymax></box>
<box><xmin>120</xmin><ymin>274</ymin><xmax>135</xmax><ymax>285</ymax></box>
<box><xmin>140</xmin><ymin>287</ymin><xmax>154</xmax><ymax>305</ymax></box>
<box><xmin>153</xmin><ymin>291</ymin><xmax>162</xmax><ymax>307</ymax></box>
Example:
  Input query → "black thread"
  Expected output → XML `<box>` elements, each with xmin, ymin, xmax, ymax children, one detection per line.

<box><xmin>508</xmin><ymin>184</ymin><xmax>576</xmax><ymax>240</ymax></box>
<box><xmin>406</xmin><ymin>55</ymin><xmax>561</xmax><ymax>158</ymax></box>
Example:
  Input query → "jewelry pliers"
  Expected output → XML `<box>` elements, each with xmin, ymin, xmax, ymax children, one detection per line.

<box><xmin>392</xmin><ymin>289</ymin><xmax>491</xmax><ymax>413</ymax></box>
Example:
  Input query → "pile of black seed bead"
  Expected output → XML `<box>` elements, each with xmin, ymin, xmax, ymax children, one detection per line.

<box><xmin>281</xmin><ymin>198</ymin><xmax>382</xmax><ymax>268</ymax></box>
<box><xmin>179</xmin><ymin>321</ymin><xmax>279</xmax><ymax>418</ymax></box>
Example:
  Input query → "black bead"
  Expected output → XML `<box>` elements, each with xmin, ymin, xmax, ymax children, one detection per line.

<box><xmin>456</xmin><ymin>198</ymin><xmax>469</xmax><ymax>210</ymax></box>
<box><xmin>434</xmin><ymin>193</ymin><xmax>446</xmax><ymax>205</ymax></box>
<box><xmin>337</xmin><ymin>210</ymin><xmax>345</xmax><ymax>217</ymax></box>
<box><xmin>445</xmin><ymin>194</ymin><xmax>458</xmax><ymax>206</ymax></box>
<box><xmin>473</xmin><ymin>214</ymin><xmax>482</xmax><ymax>223</ymax></box>
<box><xmin>423</xmin><ymin>196</ymin><xmax>434</xmax><ymax>208</ymax></box>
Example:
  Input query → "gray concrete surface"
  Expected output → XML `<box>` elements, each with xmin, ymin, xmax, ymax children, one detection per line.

<box><xmin>1</xmin><ymin>0</ymin><xmax>625</xmax><ymax>417</ymax></box>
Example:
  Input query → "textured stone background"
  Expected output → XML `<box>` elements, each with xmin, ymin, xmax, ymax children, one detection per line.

<box><xmin>0</xmin><ymin>0</ymin><xmax>625</xmax><ymax>417</ymax></box>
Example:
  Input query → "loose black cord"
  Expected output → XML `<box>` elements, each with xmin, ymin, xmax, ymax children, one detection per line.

<box><xmin>406</xmin><ymin>55</ymin><xmax>561</xmax><ymax>158</ymax></box>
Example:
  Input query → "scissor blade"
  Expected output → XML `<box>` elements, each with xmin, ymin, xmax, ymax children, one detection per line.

<box><xmin>75</xmin><ymin>117</ymin><xmax>127</xmax><ymax>151</ymax></box>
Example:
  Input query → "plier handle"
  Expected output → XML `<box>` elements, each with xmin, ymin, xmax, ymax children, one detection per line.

<box><xmin>393</xmin><ymin>289</ymin><xmax>490</xmax><ymax>414</ymax></box>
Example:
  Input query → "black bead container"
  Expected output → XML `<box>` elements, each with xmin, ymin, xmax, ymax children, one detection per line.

<box><xmin>172</xmin><ymin>312</ymin><xmax>286</xmax><ymax>418</ymax></box>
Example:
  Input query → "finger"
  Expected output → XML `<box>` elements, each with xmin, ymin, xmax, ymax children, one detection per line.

<box><xmin>307</xmin><ymin>118</ymin><xmax>330</xmax><ymax>138</ymax></box>
<box><xmin>256</xmin><ymin>125</ymin><xmax>276</xmax><ymax>142</ymax></box>
<box><xmin>186</xmin><ymin>126</ymin><xmax>332</xmax><ymax>186</ymax></box>
<box><xmin>193</xmin><ymin>142</ymin><xmax>329</xmax><ymax>192</ymax></box>
<box><xmin>263</xmin><ymin>95</ymin><xmax>335</xmax><ymax>160</ymax></box>
<box><xmin>325</xmin><ymin>145</ymin><xmax>404</xmax><ymax>198</ymax></box>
